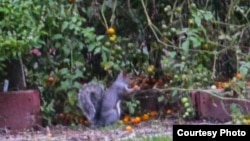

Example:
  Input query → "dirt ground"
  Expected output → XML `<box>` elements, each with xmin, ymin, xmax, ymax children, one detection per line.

<box><xmin>0</xmin><ymin>118</ymin><xmax>231</xmax><ymax>141</ymax></box>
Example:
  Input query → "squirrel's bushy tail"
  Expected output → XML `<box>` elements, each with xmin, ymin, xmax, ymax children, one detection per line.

<box><xmin>78</xmin><ymin>82</ymin><xmax>104</xmax><ymax>125</ymax></box>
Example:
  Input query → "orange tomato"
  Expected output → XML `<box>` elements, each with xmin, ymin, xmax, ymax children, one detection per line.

<box><xmin>130</xmin><ymin>117</ymin><xmax>140</xmax><ymax>125</ymax></box>
<box><xmin>247</xmin><ymin>119</ymin><xmax>250</xmax><ymax>125</ymax></box>
<box><xmin>130</xmin><ymin>118</ymin><xmax>136</xmax><ymax>124</ymax></box>
<box><xmin>135</xmin><ymin>117</ymin><xmax>141</xmax><ymax>123</ymax></box>
<box><xmin>123</xmin><ymin>115</ymin><xmax>130</xmax><ymax>124</ymax></box>
<box><xmin>236</xmin><ymin>73</ymin><xmax>242</xmax><ymax>80</ymax></box>
<box><xmin>215</xmin><ymin>82</ymin><xmax>223</xmax><ymax>89</ymax></box>
<box><xmin>166</xmin><ymin>109</ymin><xmax>173</xmax><ymax>115</ymax></box>
<box><xmin>141</xmin><ymin>114</ymin><xmax>149</xmax><ymax>121</ymax></box>
<box><xmin>133</xmin><ymin>84</ymin><xmax>140</xmax><ymax>90</ymax></box>
<box><xmin>150</xmin><ymin>111</ymin><xmax>158</xmax><ymax>117</ymax></box>
<box><xmin>47</xmin><ymin>132</ymin><xmax>52</xmax><ymax>138</ymax></box>
<box><xmin>107</xmin><ymin>27</ymin><xmax>116</xmax><ymax>35</ymax></box>
<box><xmin>125</xmin><ymin>125</ymin><xmax>133</xmax><ymax>132</ymax></box>
<box><xmin>47</xmin><ymin>76</ymin><xmax>55</xmax><ymax>83</ymax></box>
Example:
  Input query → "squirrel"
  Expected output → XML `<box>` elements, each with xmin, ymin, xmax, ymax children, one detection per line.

<box><xmin>78</xmin><ymin>71</ymin><xmax>138</xmax><ymax>127</ymax></box>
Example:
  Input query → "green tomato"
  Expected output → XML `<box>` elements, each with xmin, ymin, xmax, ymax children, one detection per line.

<box><xmin>184</xmin><ymin>102</ymin><xmax>190</xmax><ymax>108</ymax></box>
<box><xmin>184</xmin><ymin>112</ymin><xmax>190</xmax><ymax>117</ymax></box>
<box><xmin>211</xmin><ymin>85</ymin><xmax>216</xmax><ymax>90</ymax></box>
<box><xmin>186</xmin><ymin>107</ymin><xmax>193</xmax><ymax>113</ymax></box>
<box><xmin>181</xmin><ymin>97</ymin><xmax>188</xmax><ymax>103</ymax></box>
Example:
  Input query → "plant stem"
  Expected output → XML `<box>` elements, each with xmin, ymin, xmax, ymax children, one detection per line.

<box><xmin>19</xmin><ymin>56</ymin><xmax>26</xmax><ymax>88</ymax></box>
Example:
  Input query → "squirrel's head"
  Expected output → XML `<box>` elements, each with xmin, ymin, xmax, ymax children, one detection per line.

<box><xmin>116</xmin><ymin>70</ymin><xmax>131</xmax><ymax>83</ymax></box>
<box><xmin>120</xmin><ymin>70</ymin><xmax>127</xmax><ymax>76</ymax></box>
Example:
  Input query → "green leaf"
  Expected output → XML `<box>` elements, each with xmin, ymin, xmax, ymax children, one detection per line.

<box><xmin>239</xmin><ymin>67</ymin><xmax>248</xmax><ymax>76</ymax></box>
<box><xmin>157</xmin><ymin>95</ymin><xmax>165</xmax><ymax>102</ymax></box>
<box><xmin>52</xmin><ymin>34</ymin><xmax>63</xmax><ymax>40</ymax></box>
<box><xmin>63</xmin><ymin>58</ymin><xmax>70</xmax><ymax>63</ymax></box>
<box><xmin>142</xmin><ymin>47</ymin><xmax>149</xmax><ymax>55</ymax></box>
<box><xmin>96</xmin><ymin>35</ymin><xmax>105</xmax><ymax>41</ymax></box>
<box><xmin>62</xmin><ymin>47</ymin><xmax>71</xmax><ymax>56</ymax></box>
<box><xmin>170</xmin><ymin>51</ymin><xmax>177</xmax><ymax>58</ymax></box>
<box><xmin>194</xmin><ymin>16</ymin><xmax>201</xmax><ymax>26</ymax></box>
<box><xmin>172</xmin><ymin>90</ymin><xmax>178</xmax><ymax>96</ymax></box>
<box><xmin>102</xmin><ymin>52</ymin><xmax>108</xmax><ymax>62</ymax></box>
<box><xmin>74</xmin><ymin>61</ymin><xmax>84</xmax><ymax>67</ymax></box>
<box><xmin>94</xmin><ymin>47</ymin><xmax>101</xmax><ymax>54</ymax></box>
<box><xmin>203</xmin><ymin>11</ymin><xmax>213</xmax><ymax>21</ymax></box>
<box><xmin>88</xmin><ymin>44</ymin><xmax>96</xmax><ymax>52</ymax></box>
<box><xmin>73</xmin><ymin>81</ymin><xmax>82</xmax><ymax>89</ymax></box>
<box><xmin>101</xmin><ymin>46</ymin><xmax>110</xmax><ymax>52</ymax></box>
<box><xmin>182</xmin><ymin>39</ymin><xmax>190</xmax><ymax>53</ymax></box>
<box><xmin>72</xmin><ymin>16</ymin><xmax>77</xmax><ymax>23</ymax></box>
<box><xmin>59</xmin><ymin>80</ymin><xmax>71</xmax><ymax>90</ymax></box>
<box><xmin>59</xmin><ymin>68</ymin><xmax>69</xmax><ymax>75</ymax></box>
<box><xmin>72</xmin><ymin>70</ymin><xmax>83</xmax><ymax>80</ymax></box>
<box><xmin>62</xmin><ymin>21</ymin><xmax>69</xmax><ymax>31</ymax></box>
<box><xmin>68</xmin><ymin>91</ymin><xmax>77</xmax><ymax>106</ymax></box>
<box><xmin>190</xmin><ymin>36</ymin><xmax>201</xmax><ymax>48</ymax></box>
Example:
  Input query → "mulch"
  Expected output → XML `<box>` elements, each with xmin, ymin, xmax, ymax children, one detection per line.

<box><xmin>0</xmin><ymin>117</ymin><xmax>232</xmax><ymax>141</ymax></box>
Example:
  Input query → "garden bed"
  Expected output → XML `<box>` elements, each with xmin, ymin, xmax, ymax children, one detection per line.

<box><xmin>191</xmin><ymin>89</ymin><xmax>250</xmax><ymax>122</ymax></box>
<box><xmin>0</xmin><ymin>90</ymin><xmax>41</xmax><ymax>130</ymax></box>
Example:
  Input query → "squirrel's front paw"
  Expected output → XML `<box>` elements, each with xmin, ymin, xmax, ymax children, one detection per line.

<box><xmin>132</xmin><ymin>84</ymin><xmax>140</xmax><ymax>90</ymax></box>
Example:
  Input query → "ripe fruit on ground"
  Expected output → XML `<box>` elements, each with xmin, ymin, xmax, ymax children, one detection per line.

<box><xmin>107</xmin><ymin>27</ymin><xmax>116</xmax><ymax>35</ymax></box>
<box><xmin>141</xmin><ymin>114</ymin><xmax>149</xmax><ymax>121</ymax></box>
<box><xmin>123</xmin><ymin>115</ymin><xmax>130</xmax><ymax>124</ymax></box>
<box><xmin>150</xmin><ymin>111</ymin><xmax>157</xmax><ymax>117</ymax></box>
<box><xmin>247</xmin><ymin>119</ymin><xmax>250</xmax><ymax>125</ymax></box>
<box><xmin>47</xmin><ymin>132</ymin><xmax>52</xmax><ymax>138</ymax></box>
<box><xmin>131</xmin><ymin>116</ymin><xmax>141</xmax><ymax>125</ymax></box>
<box><xmin>125</xmin><ymin>125</ymin><xmax>133</xmax><ymax>132</ymax></box>
<box><xmin>135</xmin><ymin>117</ymin><xmax>141</xmax><ymax>124</ymax></box>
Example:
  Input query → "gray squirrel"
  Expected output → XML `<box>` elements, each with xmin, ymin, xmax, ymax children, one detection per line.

<box><xmin>78</xmin><ymin>71</ymin><xmax>139</xmax><ymax>127</ymax></box>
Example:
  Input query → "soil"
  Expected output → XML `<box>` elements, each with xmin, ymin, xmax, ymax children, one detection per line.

<box><xmin>0</xmin><ymin>118</ymin><xmax>232</xmax><ymax>141</ymax></box>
